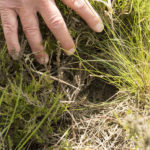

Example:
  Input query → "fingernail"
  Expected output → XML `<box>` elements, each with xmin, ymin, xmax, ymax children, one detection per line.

<box><xmin>39</xmin><ymin>56</ymin><xmax>49</xmax><ymax>64</ymax></box>
<box><xmin>11</xmin><ymin>49</ymin><xmax>20</xmax><ymax>60</ymax></box>
<box><xmin>66</xmin><ymin>48</ymin><xmax>75</xmax><ymax>56</ymax></box>
<box><xmin>95</xmin><ymin>22</ymin><xmax>104</xmax><ymax>32</ymax></box>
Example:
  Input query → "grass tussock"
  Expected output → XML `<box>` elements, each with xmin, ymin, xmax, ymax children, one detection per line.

<box><xmin>79</xmin><ymin>0</ymin><xmax>150</xmax><ymax>99</ymax></box>
<box><xmin>0</xmin><ymin>0</ymin><xmax>150</xmax><ymax>149</ymax></box>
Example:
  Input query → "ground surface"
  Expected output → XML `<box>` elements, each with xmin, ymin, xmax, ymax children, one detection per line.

<box><xmin>0</xmin><ymin>0</ymin><xmax>150</xmax><ymax>150</ymax></box>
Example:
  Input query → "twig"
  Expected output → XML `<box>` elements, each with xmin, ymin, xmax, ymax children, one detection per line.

<box><xmin>31</xmin><ymin>69</ymin><xmax>80</xmax><ymax>91</ymax></box>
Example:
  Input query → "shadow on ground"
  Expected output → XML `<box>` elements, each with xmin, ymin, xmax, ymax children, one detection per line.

<box><xmin>81</xmin><ymin>78</ymin><xmax>118</xmax><ymax>103</ymax></box>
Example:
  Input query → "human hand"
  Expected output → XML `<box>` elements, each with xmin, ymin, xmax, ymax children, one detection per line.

<box><xmin>0</xmin><ymin>0</ymin><xmax>104</xmax><ymax>64</ymax></box>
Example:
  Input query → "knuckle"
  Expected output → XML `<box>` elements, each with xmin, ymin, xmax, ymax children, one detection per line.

<box><xmin>23</xmin><ymin>25</ymin><xmax>38</xmax><ymax>35</ymax></box>
<box><xmin>1</xmin><ymin>10</ymin><xmax>17</xmax><ymax>34</ymax></box>
<box><xmin>48</xmin><ymin>15</ymin><xmax>64</xmax><ymax>29</ymax></box>
<box><xmin>3</xmin><ymin>24</ymin><xmax>17</xmax><ymax>34</ymax></box>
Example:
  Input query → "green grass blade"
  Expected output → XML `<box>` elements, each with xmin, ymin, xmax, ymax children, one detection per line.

<box><xmin>16</xmin><ymin>95</ymin><xmax>61</xmax><ymax>150</ymax></box>
<box><xmin>3</xmin><ymin>78</ymin><xmax>22</xmax><ymax>140</ymax></box>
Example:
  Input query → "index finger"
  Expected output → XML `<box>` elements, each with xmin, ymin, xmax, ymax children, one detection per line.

<box><xmin>62</xmin><ymin>0</ymin><xmax>104</xmax><ymax>32</ymax></box>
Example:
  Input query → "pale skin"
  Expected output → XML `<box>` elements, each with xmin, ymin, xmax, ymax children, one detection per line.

<box><xmin>0</xmin><ymin>0</ymin><xmax>104</xmax><ymax>64</ymax></box>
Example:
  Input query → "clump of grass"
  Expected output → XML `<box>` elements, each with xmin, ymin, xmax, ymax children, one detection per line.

<box><xmin>78</xmin><ymin>0</ymin><xmax>150</xmax><ymax>101</ymax></box>
<box><xmin>0</xmin><ymin>44</ymin><xmax>69</xmax><ymax>149</ymax></box>
<box><xmin>0</xmin><ymin>77</ymin><xmax>65</xmax><ymax>149</ymax></box>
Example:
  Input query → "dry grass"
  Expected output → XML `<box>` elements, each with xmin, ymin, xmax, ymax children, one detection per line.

<box><xmin>0</xmin><ymin>0</ymin><xmax>150</xmax><ymax>149</ymax></box>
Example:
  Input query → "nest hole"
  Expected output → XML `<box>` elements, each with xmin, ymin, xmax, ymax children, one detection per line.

<box><xmin>82</xmin><ymin>78</ymin><xmax>118</xmax><ymax>103</ymax></box>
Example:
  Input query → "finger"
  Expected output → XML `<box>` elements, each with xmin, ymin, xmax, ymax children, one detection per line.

<box><xmin>1</xmin><ymin>8</ymin><xmax>20</xmax><ymax>60</ymax></box>
<box><xmin>62</xmin><ymin>0</ymin><xmax>104</xmax><ymax>32</ymax></box>
<box><xmin>18</xmin><ymin>8</ymin><xmax>49</xmax><ymax>64</ymax></box>
<box><xmin>37</xmin><ymin>0</ymin><xmax>75</xmax><ymax>55</ymax></box>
